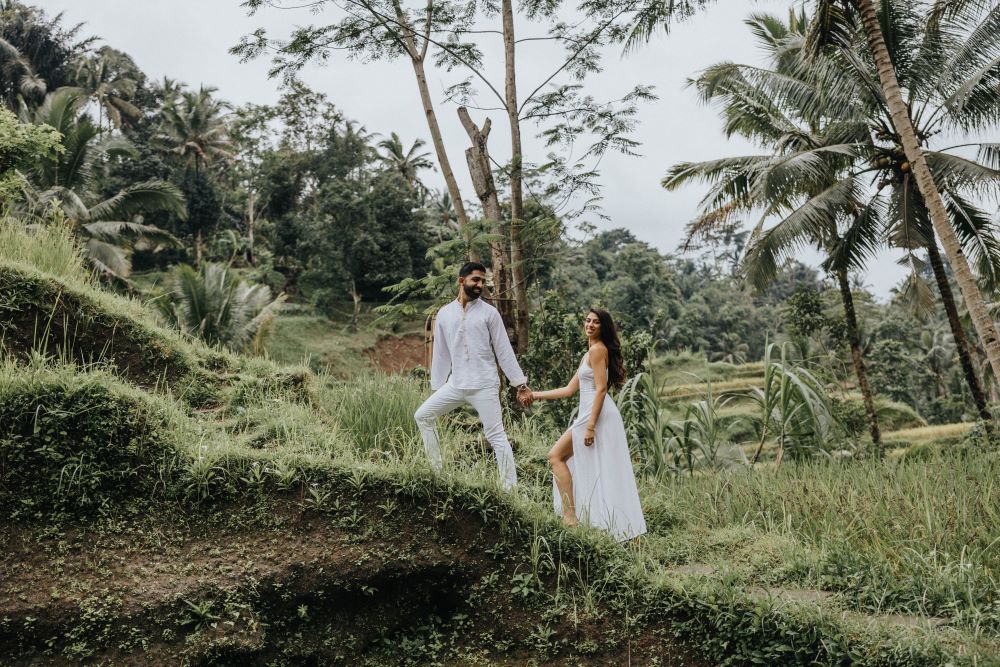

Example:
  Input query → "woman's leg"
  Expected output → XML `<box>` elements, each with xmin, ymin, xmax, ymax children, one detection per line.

<box><xmin>548</xmin><ymin>430</ymin><xmax>577</xmax><ymax>526</ymax></box>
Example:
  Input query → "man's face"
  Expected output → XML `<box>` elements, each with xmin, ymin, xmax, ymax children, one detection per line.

<box><xmin>460</xmin><ymin>270</ymin><xmax>486</xmax><ymax>300</ymax></box>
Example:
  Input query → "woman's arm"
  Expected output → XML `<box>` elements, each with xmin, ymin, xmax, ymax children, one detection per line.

<box><xmin>531</xmin><ymin>373</ymin><xmax>580</xmax><ymax>401</ymax></box>
<box><xmin>585</xmin><ymin>346</ymin><xmax>609</xmax><ymax>445</ymax></box>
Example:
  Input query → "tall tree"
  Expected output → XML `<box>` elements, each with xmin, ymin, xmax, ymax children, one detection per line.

<box><xmin>233</xmin><ymin>0</ymin><xmax>475</xmax><ymax>242</ymax></box>
<box><xmin>155</xmin><ymin>85</ymin><xmax>233</xmax><ymax>174</ymax></box>
<box><xmin>669</xmin><ymin>3</ymin><xmax>1000</xmax><ymax>431</ymax></box>
<box><xmin>233</xmin><ymin>0</ymin><xmax>689</xmax><ymax>348</ymax></box>
<box><xmin>155</xmin><ymin>84</ymin><xmax>233</xmax><ymax>263</ymax></box>
<box><xmin>665</xmin><ymin>9</ymin><xmax>887</xmax><ymax>451</ymax></box>
<box><xmin>68</xmin><ymin>46</ymin><xmax>142</xmax><ymax>130</ymax></box>
<box><xmin>376</xmin><ymin>131</ymin><xmax>434</xmax><ymax>189</ymax></box>
<box><xmin>0</xmin><ymin>1</ymin><xmax>93</xmax><ymax>110</ymax></box>
<box><xmin>810</xmin><ymin>0</ymin><xmax>1000</xmax><ymax>400</ymax></box>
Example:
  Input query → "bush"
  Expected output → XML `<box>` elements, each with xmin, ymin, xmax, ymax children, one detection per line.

<box><xmin>0</xmin><ymin>365</ymin><xmax>181</xmax><ymax>519</ymax></box>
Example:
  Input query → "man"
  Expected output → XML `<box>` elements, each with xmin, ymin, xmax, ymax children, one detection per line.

<box><xmin>414</xmin><ymin>262</ymin><xmax>532</xmax><ymax>490</ymax></box>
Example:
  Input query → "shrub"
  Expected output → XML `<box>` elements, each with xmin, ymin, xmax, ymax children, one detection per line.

<box><xmin>0</xmin><ymin>365</ymin><xmax>182</xmax><ymax>519</ymax></box>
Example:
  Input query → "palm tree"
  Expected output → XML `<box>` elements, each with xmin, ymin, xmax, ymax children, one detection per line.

<box><xmin>14</xmin><ymin>88</ymin><xmax>185</xmax><ymax>278</ymax></box>
<box><xmin>156</xmin><ymin>262</ymin><xmax>286</xmax><ymax>353</ymax></box>
<box><xmin>670</xmin><ymin>3</ymin><xmax>1000</xmax><ymax>434</ymax></box>
<box><xmin>67</xmin><ymin>46</ymin><xmax>141</xmax><ymax>130</ymax></box>
<box><xmin>0</xmin><ymin>1</ymin><xmax>94</xmax><ymax>110</ymax></box>
<box><xmin>807</xmin><ymin>0</ymin><xmax>1000</xmax><ymax>423</ymax></box>
<box><xmin>155</xmin><ymin>85</ymin><xmax>233</xmax><ymax>174</ymax></box>
<box><xmin>810</xmin><ymin>0</ymin><xmax>1000</xmax><ymax>401</ymax></box>
<box><xmin>0</xmin><ymin>35</ymin><xmax>45</xmax><ymax>109</ymax></box>
<box><xmin>666</xmin><ymin>9</ymin><xmax>887</xmax><ymax>453</ymax></box>
<box><xmin>376</xmin><ymin>132</ymin><xmax>434</xmax><ymax>190</ymax></box>
<box><xmin>154</xmin><ymin>84</ymin><xmax>233</xmax><ymax>263</ymax></box>
<box><xmin>428</xmin><ymin>189</ymin><xmax>460</xmax><ymax>242</ymax></box>
<box><xmin>151</xmin><ymin>76</ymin><xmax>182</xmax><ymax>108</ymax></box>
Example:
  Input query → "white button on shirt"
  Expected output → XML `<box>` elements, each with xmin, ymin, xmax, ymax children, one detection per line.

<box><xmin>430</xmin><ymin>298</ymin><xmax>527</xmax><ymax>391</ymax></box>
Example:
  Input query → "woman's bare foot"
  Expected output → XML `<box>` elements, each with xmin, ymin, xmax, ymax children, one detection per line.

<box><xmin>562</xmin><ymin>514</ymin><xmax>579</xmax><ymax>528</ymax></box>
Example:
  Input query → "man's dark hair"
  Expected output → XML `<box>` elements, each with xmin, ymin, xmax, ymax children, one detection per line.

<box><xmin>459</xmin><ymin>261</ymin><xmax>487</xmax><ymax>278</ymax></box>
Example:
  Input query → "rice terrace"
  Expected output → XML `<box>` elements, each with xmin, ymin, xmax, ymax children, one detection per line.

<box><xmin>1</xmin><ymin>0</ymin><xmax>999</xmax><ymax>664</ymax></box>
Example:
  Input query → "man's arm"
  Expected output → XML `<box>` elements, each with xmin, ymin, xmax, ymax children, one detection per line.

<box><xmin>487</xmin><ymin>308</ymin><xmax>527</xmax><ymax>388</ymax></box>
<box><xmin>430</xmin><ymin>310</ymin><xmax>451</xmax><ymax>391</ymax></box>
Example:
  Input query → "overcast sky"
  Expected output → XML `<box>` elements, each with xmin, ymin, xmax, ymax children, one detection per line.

<box><xmin>38</xmin><ymin>0</ymin><xmax>915</xmax><ymax>297</ymax></box>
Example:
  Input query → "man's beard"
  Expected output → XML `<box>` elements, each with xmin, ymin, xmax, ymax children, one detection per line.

<box><xmin>463</xmin><ymin>284</ymin><xmax>483</xmax><ymax>300</ymax></box>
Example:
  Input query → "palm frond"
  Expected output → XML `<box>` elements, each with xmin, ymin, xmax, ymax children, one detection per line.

<box><xmin>87</xmin><ymin>180</ymin><xmax>188</xmax><ymax>222</ymax></box>
<box><xmin>741</xmin><ymin>175</ymin><xmax>862</xmax><ymax>291</ymax></box>
<box><xmin>944</xmin><ymin>189</ymin><xmax>1000</xmax><ymax>290</ymax></box>
<box><xmin>896</xmin><ymin>262</ymin><xmax>938</xmax><ymax>321</ymax></box>
<box><xmin>80</xmin><ymin>220</ymin><xmax>180</xmax><ymax>246</ymax></box>
<box><xmin>824</xmin><ymin>198</ymin><xmax>886</xmax><ymax>274</ymax></box>
<box><xmin>83</xmin><ymin>237</ymin><xmax>130</xmax><ymax>278</ymax></box>
<box><xmin>926</xmin><ymin>150</ymin><xmax>1000</xmax><ymax>195</ymax></box>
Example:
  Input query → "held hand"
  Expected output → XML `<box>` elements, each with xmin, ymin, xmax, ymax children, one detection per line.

<box><xmin>516</xmin><ymin>385</ymin><xmax>534</xmax><ymax>407</ymax></box>
<box><xmin>584</xmin><ymin>426</ymin><xmax>596</xmax><ymax>447</ymax></box>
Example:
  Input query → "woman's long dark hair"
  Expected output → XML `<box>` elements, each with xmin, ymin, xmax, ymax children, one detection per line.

<box><xmin>589</xmin><ymin>308</ymin><xmax>626</xmax><ymax>389</ymax></box>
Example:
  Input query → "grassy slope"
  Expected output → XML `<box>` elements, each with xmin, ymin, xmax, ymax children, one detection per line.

<box><xmin>1</xmin><ymin>222</ymin><xmax>997</xmax><ymax>665</ymax></box>
<box><xmin>266</xmin><ymin>313</ymin><xmax>377</xmax><ymax>377</ymax></box>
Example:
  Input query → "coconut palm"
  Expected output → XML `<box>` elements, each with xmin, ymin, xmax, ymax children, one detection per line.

<box><xmin>376</xmin><ymin>132</ymin><xmax>434</xmax><ymax>189</ymax></box>
<box><xmin>668</xmin><ymin>4</ymin><xmax>1000</xmax><ymax>437</ymax></box>
<box><xmin>15</xmin><ymin>88</ymin><xmax>185</xmax><ymax>278</ymax></box>
<box><xmin>809</xmin><ymin>0</ymin><xmax>1000</xmax><ymax>400</ymax></box>
<box><xmin>806</xmin><ymin>0</ymin><xmax>1000</xmax><ymax>423</ymax></box>
<box><xmin>0</xmin><ymin>35</ymin><xmax>45</xmax><ymax>109</ymax></box>
<box><xmin>666</xmin><ymin>9</ymin><xmax>887</xmax><ymax>453</ymax></box>
<box><xmin>67</xmin><ymin>46</ymin><xmax>141</xmax><ymax>130</ymax></box>
<box><xmin>156</xmin><ymin>262</ymin><xmax>286</xmax><ymax>353</ymax></box>
<box><xmin>155</xmin><ymin>85</ymin><xmax>233</xmax><ymax>173</ymax></box>
<box><xmin>0</xmin><ymin>1</ymin><xmax>93</xmax><ymax>110</ymax></box>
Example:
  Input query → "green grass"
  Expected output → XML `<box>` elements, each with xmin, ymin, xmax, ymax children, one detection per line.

<box><xmin>883</xmin><ymin>422</ymin><xmax>974</xmax><ymax>443</ymax></box>
<box><xmin>0</xmin><ymin>217</ymin><xmax>90</xmax><ymax>285</ymax></box>
<box><xmin>2</xmin><ymin>222</ymin><xmax>996</xmax><ymax>665</ymax></box>
<box><xmin>264</xmin><ymin>313</ymin><xmax>377</xmax><ymax>377</ymax></box>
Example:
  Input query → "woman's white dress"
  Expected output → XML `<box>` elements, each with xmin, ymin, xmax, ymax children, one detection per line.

<box><xmin>553</xmin><ymin>352</ymin><xmax>647</xmax><ymax>542</ymax></box>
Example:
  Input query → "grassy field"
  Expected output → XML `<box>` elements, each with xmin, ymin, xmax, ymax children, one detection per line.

<box><xmin>1</xmin><ymin>220</ymin><xmax>997</xmax><ymax>665</ymax></box>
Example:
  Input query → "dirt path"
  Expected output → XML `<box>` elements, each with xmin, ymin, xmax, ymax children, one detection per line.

<box><xmin>366</xmin><ymin>334</ymin><xmax>425</xmax><ymax>374</ymax></box>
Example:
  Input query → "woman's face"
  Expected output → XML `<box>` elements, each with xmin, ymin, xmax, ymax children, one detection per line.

<box><xmin>584</xmin><ymin>312</ymin><xmax>601</xmax><ymax>338</ymax></box>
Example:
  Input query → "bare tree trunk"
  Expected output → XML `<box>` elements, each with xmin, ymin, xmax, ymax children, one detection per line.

<box><xmin>925</xmin><ymin>240</ymin><xmax>992</xmax><ymax>423</ymax></box>
<box><xmin>390</xmin><ymin>0</ymin><xmax>474</xmax><ymax>260</ymax></box>
<box><xmin>836</xmin><ymin>269</ymin><xmax>882</xmax><ymax>456</ymax></box>
<box><xmin>457</xmin><ymin>107</ymin><xmax>515</xmax><ymax>331</ymax></box>
<box><xmin>502</xmin><ymin>0</ymin><xmax>531</xmax><ymax>353</ymax></box>
<box><xmin>348</xmin><ymin>279</ymin><xmax>361</xmax><ymax>333</ymax></box>
<box><xmin>858</xmin><ymin>0</ymin><xmax>1000</xmax><ymax>400</ymax></box>
<box><xmin>246</xmin><ymin>188</ymin><xmax>256</xmax><ymax>267</ymax></box>
<box><xmin>410</xmin><ymin>59</ymin><xmax>472</xmax><ymax>239</ymax></box>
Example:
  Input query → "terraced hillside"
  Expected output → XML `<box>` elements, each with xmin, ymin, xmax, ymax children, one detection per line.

<box><xmin>1</xmin><ymin>223</ymin><xmax>997</xmax><ymax>665</ymax></box>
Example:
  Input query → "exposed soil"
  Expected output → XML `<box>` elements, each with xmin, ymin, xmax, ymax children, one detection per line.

<box><xmin>366</xmin><ymin>334</ymin><xmax>425</xmax><ymax>374</ymax></box>
<box><xmin>0</xmin><ymin>493</ymin><xmax>707</xmax><ymax>666</ymax></box>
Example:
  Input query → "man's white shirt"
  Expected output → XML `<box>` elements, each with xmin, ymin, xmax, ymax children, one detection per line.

<box><xmin>430</xmin><ymin>298</ymin><xmax>527</xmax><ymax>391</ymax></box>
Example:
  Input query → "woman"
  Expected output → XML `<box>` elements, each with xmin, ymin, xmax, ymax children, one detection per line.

<box><xmin>529</xmin><ymin>308</ymin><xmax>646</xmax><ymax>542</ymax></box>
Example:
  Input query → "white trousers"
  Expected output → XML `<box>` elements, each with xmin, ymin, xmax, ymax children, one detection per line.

<box><xmin>414</xmin><ymin>383</ymin><xmax>517</xmax><ymax>490</ymax></box>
